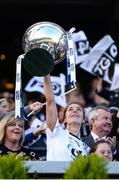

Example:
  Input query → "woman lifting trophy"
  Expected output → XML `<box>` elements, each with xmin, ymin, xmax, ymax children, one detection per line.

<box><xmin>15</xmin><ymin>21</ymin><xmax>76</xmax><ymax>119</ymax></box>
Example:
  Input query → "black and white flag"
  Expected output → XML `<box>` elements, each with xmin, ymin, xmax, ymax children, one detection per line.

<box><xmin>72</xmin><ymin>31</ymin><xmax>91</xmax><ymax>65</ymax></box>
<box><xmin>80</xmin><ymin>35</ymin><xmax>118</xmax><ymax>84</ymax></box>
<box><xmin>25</xmin><ymin>73</ymin><xmax>67</xmax><ymax>108</ymax></box>
<box><xmin>110</xmin><ymin>63</ymin><xmax>119</xmax><ymax>91</ymax></box>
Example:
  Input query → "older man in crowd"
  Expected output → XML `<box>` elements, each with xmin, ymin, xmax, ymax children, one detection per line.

<box><xmin>82</xmin><ymin>105</ymin><xmax>119</xmax><ymax>160</ymax></box>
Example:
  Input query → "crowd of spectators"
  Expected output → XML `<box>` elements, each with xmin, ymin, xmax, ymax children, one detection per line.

<box><xmin>0</xmin><ymin>74</ymin><xmax>119</xmax><ymax>163</ymax></box>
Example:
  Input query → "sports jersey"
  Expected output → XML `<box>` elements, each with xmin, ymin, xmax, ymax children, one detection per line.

<box><xmin>46</xmin><ymin>121</ymin><xmax>90</xmax><ymax>161</ymax></box>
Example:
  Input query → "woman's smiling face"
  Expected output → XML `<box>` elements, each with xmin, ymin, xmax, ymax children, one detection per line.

<box><xmin>5</xmin><ymin>120</ymin><xmax>23</xmax><ymax>144</ymax></box>
<box><xmin>64</xmin><ymin>103</ymin><xmax>84</xmax><ymax>126</ymax></box>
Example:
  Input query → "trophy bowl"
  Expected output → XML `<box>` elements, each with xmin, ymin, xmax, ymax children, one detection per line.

<box><xmin>22</xmin><ymin>21</ymin><xmax>67</xmax><ymax>76</ymax></box>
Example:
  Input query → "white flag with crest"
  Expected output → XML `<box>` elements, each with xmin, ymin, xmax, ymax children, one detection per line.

<box><xmin>72</xmin><ymin>31</ymin><xmax>91</xmax><ymax>65</ymax></box>
<box><xmin>80</xmin><ymin>35</ymin><xmax>118</xmax><ymax>84</ymax></box>
<box><xmin>25</xmin><ymin>73</ymin><xmax>67</xmax><ymax>108</ymax></box>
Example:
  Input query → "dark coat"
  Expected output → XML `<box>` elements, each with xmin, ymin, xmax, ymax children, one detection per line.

<box><xmin>82</xmin><ymin>134</ymin><xmax>95</xmax><ymax>148</ymax></box>
<box><xmin>82</xmin><ymin>134</ymin><xmax>119</xmax><ymax>161</ymax></box>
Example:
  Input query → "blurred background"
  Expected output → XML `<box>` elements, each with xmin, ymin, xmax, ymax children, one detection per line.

<box><xmin>0</xmin><ymin>0</ymin><xmax>119</xmax><ymax>153</ymax></box>
<box><xmin>0</xmin><ymin>0</ymin><xmax>119</xmax><ymax>101</ymax></box>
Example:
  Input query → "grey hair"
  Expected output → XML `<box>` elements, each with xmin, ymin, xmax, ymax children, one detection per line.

<box><xmin>88</xmin><ymin>105</ymin><xmax>110</xmax><ymax>130</ymax></box>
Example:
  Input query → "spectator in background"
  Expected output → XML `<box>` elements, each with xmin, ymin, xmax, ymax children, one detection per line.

<box><xmin>0</xmin><ymin>98</ymin><xmax>13</xmax><ymax>120</ymax></box>
<box><xmin>82</xmin><ymin>105</ymin><xmax>119</xmax><ymax>160</ymax></box>
<box><xmin>24</xmin><ymin>91</ymin><xmax>46</xmax><ymax>122</ymax></box>
<box><xmin>0</xmin><ymin>79</ymin><xmax>15</xmax><ymax>112</ymax></box>
<box><xmin>0</xmin><ymin>99</ymin><xmax>47</xmax><ymax>159</ymax></box>
<box><xmin>82</xmin><ymin>106</ymin><xmax>114</xmax><ymax>146</ymax></box>
<box><xmin>24</xmin><ymin>114</ymin><xmax>47</xmax><ymax>160</ymax></box>
<box><xmin>88</xmin><ymin>77</ymin><xmax>109</xmax><ymax>106</ymax></box>
<box><xmin>0</xmin><ymin>98</ymin><xmax>9</xmax><ymax>116</ymax></box>
<box><xmin>0</xmin><ymin>97</ymin><xmax>15</xmax><ymax>120</ymax></box>
<box><xmin>22</xmin><ymin>95</ymin><xmax>47</xmax><ymax>160</ymax></box>
<box><xmin>0</xmin><ymin>112</ymin><xmax>42</xmax><ymax>160</ymax></box>
<box><xmin>0</xmin><ymin>99</ymin><xmax>43</xmax><ymax>121</ymax></box>
<box><xmin>108</xmin><ymin>106</ymin><xmax>119</xmax><ymax>139</ymax></box>
<box><xmin>89</xmin><ymin>140</ymin><xmax>113</xmax><ymax>161</ymax></box>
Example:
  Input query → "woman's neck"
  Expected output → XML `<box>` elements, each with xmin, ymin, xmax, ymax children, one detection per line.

<box><xmin>4</xmin><ymin>140</ymin><xmax>21</xmax><ymax>151</ymax></box>
<box><xmin>66</xmin><ymin>124</ymin><xmax>81</xmax><ymax>138</ymax></box>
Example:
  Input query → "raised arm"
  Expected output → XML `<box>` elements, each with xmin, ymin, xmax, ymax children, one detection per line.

<box><xmin>44</xmin><ymin>74</ymin><xmax>58</xmax><ymax>131</ymax></box>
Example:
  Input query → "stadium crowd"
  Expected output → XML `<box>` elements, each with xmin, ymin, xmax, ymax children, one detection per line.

<box><xmin>0</xmin><ymin>73</ymin><xmax>119</xmax><ymax>162</ymax></box>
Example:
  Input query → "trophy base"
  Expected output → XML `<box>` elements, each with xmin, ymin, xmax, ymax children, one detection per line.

<box><xmin>23</xmin><ymin>48</ymin><xmax>54</xmax><ymax>76</ymax></box>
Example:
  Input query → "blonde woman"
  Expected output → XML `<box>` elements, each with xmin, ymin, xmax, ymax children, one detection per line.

<box><xmin>0</xmin><ymin>112</ymin><xmax>41</xmax><ymax>160</ymax></box>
